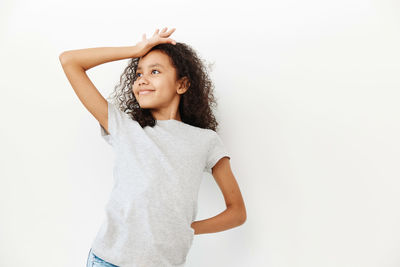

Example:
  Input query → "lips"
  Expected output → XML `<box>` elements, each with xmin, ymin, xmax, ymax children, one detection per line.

<box><xmin>139</xmin><ymin>89</ymin><xmax>155</xmax><ymax>95</ymax></box>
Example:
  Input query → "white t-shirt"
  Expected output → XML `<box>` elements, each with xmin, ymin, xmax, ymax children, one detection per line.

<box><xmin>90</xmin><ymin>100</ymin><xmax>231</xmax><ymax>267</ymax></box>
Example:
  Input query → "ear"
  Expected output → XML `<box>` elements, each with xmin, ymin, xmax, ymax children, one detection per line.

<box><xmin>177</xmin><ymin>76</ymin><xmax>190</xmax><ymax>95</ymax></box>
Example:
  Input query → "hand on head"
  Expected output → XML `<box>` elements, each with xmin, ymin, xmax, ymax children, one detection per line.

<box><xmin>135</xmin><ymin>27</ymin><xmax>177</xmax><ymax>57</ymax></box>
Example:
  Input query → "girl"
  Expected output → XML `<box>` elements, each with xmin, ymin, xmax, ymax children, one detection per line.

<box><xmin>59</xmin><ymin>27</ymin><xmax>246</xmax><ymax>267</ymax></box>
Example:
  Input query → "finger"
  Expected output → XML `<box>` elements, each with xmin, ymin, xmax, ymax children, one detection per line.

<box><xmin>168</xmin><ymin>38</ymin><xmax>176</xmax><ymax>45</ymax></box>
<box><xmin>159</xmin><ymin>27</ymin><xmax>169</xmax><ymax>36</ymax></box>
<box><xmin>165</xmin><ymin>28</ymin><xmax>176</xmax><ymax>36</ymax></box>
<box><xmin>142</xmin><ymin>33</ymin><xmax>146</xmax><ymax>40</ymax></box>
<box><xmin>153</xmin><ymin>28</ymin><xmax>159</xmax><ymax>36</ymax></box>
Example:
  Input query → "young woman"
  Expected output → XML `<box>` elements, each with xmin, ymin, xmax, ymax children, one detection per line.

<box><xmin>59</xmin><ymin>27</ymin><xmax>246</xmax><ymax>267</ymax></box>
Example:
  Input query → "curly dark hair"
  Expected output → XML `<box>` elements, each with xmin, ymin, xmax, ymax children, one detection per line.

<box><xmin>106</xmin><ymin>42</ymin><xmax>222</xmax><ymax>132</ymax></box>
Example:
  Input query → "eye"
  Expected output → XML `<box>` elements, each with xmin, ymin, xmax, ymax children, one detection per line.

<box><xmin>135</xmin><ymin>69</ymin><xmax>160</xmax><ymax>78</ymax></box>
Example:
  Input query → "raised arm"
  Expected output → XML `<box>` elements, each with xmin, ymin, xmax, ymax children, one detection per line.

<box><xmin>58</xmin><ymin>46</ymin><xmax>142</xmax><ymax>134</ymax></box>
<box><xmin>58</xmin><ymin>27</ymin><xmax>177</xmax><ymax>133</ymax></box>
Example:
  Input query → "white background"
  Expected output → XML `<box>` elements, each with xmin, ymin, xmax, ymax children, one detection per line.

<box><xmin>1</xmin><ymin>0</ymin><xmax>400</xmax><ymax>266</ymax></box>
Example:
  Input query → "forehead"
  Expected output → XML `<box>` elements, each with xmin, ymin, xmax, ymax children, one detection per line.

<box><xmin>137</xmin><ymin>50</ymin><xmax>172</xmax><ymax>70</ymax></box>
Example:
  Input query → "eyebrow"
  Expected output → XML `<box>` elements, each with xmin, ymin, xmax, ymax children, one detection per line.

<box><xmin>136</xmin><ymin>63</ymin><xmax>164</xmax><ymax>71</ymax></box>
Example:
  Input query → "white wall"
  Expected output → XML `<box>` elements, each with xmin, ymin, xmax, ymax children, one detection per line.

<box><xmin>1</xmin><ymin>0</ymin><xmax>399</xmax><ymax>266</ymax></box>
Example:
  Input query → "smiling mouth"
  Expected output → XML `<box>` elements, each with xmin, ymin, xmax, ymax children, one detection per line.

<box><xmin>139</xmin><ymin>90</ymin><xmax>155</xmax><ymax>95</ymax></box>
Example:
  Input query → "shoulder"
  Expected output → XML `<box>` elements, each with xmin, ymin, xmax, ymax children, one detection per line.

<box><xmin>172</xmin><ymin>123</ymin><xmax>219</xmax><ymax>147</ymax></box>
<box><xmin>186</xmin><ymin>124</ymin><xmax>217</xmax><ymax>139</ymax></box>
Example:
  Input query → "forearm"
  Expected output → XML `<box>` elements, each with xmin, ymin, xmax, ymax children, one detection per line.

<box><xmin>59</xmin><ymin>46</ymin><xmax>142</xmax><ymax>70</ymax></box>
<box><xmin>191</xmin><ymin>206</ymin><xmax>245</xmax><ymax>235</ymax></box>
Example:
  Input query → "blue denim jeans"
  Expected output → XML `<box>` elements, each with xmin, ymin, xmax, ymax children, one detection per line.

<box><xmin>86</xmin><ymin>248</ymin><xmax>119</xmax><ymax>267</ymax></box>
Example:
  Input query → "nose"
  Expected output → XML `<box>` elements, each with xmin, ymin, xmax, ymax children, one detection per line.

<box><xmin>136</xmin><ymin>74</ymin><xmax>149</xmax><ymax>86</ymax></box>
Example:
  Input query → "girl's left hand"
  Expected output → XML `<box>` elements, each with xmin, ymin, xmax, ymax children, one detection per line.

<box><xmin>134</xmin><ymin>27</ymin><xmax>177</xmax><ymax>57</ymax></box>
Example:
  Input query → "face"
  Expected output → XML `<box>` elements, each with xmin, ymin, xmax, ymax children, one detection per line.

<box><xmin>132</xmin><ymin>50</ymin><xmax>189</xmax><ymax>118</ymax></box>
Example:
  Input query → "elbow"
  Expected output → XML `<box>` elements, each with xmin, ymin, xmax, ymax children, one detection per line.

<box><xmin>227</xmin><ymin>203</ymin><xmax>247</xmax><ymax>225</ymax></box>
<box><xmin>238</xmin><ymin>211</ymin><xmax>247</xmax><ymax>225</ymax></box>
<box><xmin>231</xmin><ymin>205</ymin><xmax>246</xmax><ymax>225</ymax></box>
<box><xmin>238</xmin><ymin>204</ymin><xmax>247</xmax><ymax>225</ymax></box>
<box><xmin>59</xmin><ymin>51</ymin><xmax>71</xmax><ymax>65</ymax></box>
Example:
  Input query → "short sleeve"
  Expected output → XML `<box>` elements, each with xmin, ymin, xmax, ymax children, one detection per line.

<box><xmin>99</xmin><ymin>100</ymin><xmax>127</xmax><ymax>146</ymax></box>
<box><xmin>204</xmin><ymin>132</ymin><xmax>231</xmax><ymax>174</ymax></box>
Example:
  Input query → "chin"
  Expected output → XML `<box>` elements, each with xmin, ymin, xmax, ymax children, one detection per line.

<box><xmin>138</xmin><ymin>101</ymin><xmax>157</xmax><ymax>109</ymax></box>
<box><xmin>138</xmin><ymin>104</ymin><xmax>152</xmax><ymax>109</ymax></box>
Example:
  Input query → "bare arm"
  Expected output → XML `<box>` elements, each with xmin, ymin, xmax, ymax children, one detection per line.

<box><xmin>59</xmin><ymin>46</ymin><xmax>143</xmax><ymax>71</ymax></box>
<box><xmin>58</xmin><ymin>46</ymin><xmax>142</xmax><ymax>133</ymax></box>
<box><xmin>58</xmin><ymin>27</ymin><xmax>177</xmax><ymax>133</ymax></box>
<box><xmin>191</xmin><ymin>157</ymin><xmax>247</xmax><ymax>234</ymax></box>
